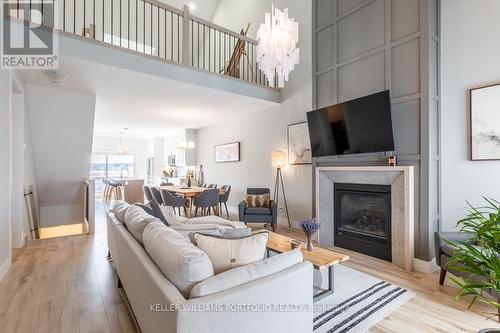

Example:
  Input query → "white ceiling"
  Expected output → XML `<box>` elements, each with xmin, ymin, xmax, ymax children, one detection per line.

<box><xmin>159</xmin><ymin>0</ymin><xmax>221</xmax><ymax>21</ymax></box>
<box><xmin>18</xmin><ymin>56</ymin><xmax>274</xmax><ymax>138</ymax></box>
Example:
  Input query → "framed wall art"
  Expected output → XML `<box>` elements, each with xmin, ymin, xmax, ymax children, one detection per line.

<box><xmin>288</xmin><ymin>122</ymin><xmax>312</xmax><ymax>165</ymax></box>
<box><xmin>470</xmin><ymin>83</ymin><xmax>500</xmax><ymax>160</ymax></box>
<box><xmin>214</xmin><ymin>142</ymin><xmax>240</xmax><ymax>163</ymax></box>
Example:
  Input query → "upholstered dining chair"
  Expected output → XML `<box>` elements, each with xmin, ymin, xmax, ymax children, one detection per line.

<box><xmin>207</xmin><ymin>184</ymin><xmax>218</xmax><ymax>189</ymax></box>
<box><xmin>161</xmin><ymin>189</ymin><xmax>186</xmax><ymax>216</ymax></box>
<box><xmin>238</xmin><ymin>188</ymin><xmax>277</xmax><ymax>232</ymax></box>
<box><xmin>193</xmin><ymin>188</ymin><xmax>220</xmax><ymax>217</ymax></box>
<box><xmin>218</xmin><ymin>185</ymin><xmax>231</xmax><ymax>218</ymax></box>
<box><xmin>143</xmin><ymin>185</ymin><xmax>153</xmax><ymax>202</ymax></box>
<box><xmin>150</xmin><ymin>187</ymin><xmax>164</xmax><ymax>205</ymax></box>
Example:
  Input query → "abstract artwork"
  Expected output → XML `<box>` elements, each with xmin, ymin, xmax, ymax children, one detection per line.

<box><xmin>470</xmin><ymin>83</ymin><xmax>500</xmax><ymax>160</ymax></box>
<box><xmin>214</xmin><ymin>142</ymin><xmax>240</xmax><ymax>163</ymax></box>
<box><xmin>288</xmin><ymin>122</ymin><xmax>311</xmax><ymax>165</ymax></box>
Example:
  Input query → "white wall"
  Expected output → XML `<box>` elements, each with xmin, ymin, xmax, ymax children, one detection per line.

<box><xmin>440</xmin><ymin>0</ymin><xmax>500</xmax><ymax>229</ymax></box>
<box><xmin>11</xmin><ymin>82</ymin><xmax>27</xmax><ymax>248</ymax></box>
<box><xmin>93</xmin><ymin>136</ymin><xmax>151</xmax><ymax>180</ymax></box>
<box><xmin>26</xmin><ymin>85</ymin><xmax>96</xmax><ymax>227</ymax></box>
<box><xmin>23</xmin><ymin>93</ymin><xmax>40</xmax><ymax>238</ymax></box>
<box><xmin>0</xmin><ymin>70</ymin><xmax>13</xmax><ymax>281</ymax></box>
<box><xmin>197</xmin><ymin>0</ymin><xmax>312</xmax><ymax>226</ymax></box>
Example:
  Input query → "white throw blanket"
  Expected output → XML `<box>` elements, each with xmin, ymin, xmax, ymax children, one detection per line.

<box><xmin>160</xmin><ymin>206</ymin><xmax>247</xmax><ymax>237</ymax></box>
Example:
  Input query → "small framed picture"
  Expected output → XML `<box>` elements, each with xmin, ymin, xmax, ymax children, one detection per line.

<box><xmin>215</xmin><ymin>142</ymin><xmax>240</xmax><ymax>163</ymax></box>
<box><xmin>470</xmin><ymin>83</ymin><xmax>500</xmax><ymax>160</ymax></box>
<box><xmin>288</xmin><ymin>122</ymin><xmax>312</xmax><ymax>165</ymax></box>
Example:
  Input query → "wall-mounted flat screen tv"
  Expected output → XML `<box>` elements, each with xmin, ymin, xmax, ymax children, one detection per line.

<box><xmin>306</xmin><ymin>90</ymin><xmax>394</xmax><ymax>158</ymax></box>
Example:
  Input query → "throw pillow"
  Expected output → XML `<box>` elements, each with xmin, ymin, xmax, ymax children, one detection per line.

<box><xmin>193</xmin><ymin>231</ymin><xmax>269</xmax><ymax>274</ymax></box>
<box><xmin>190</xmin><ymin>249</ymin><xmax>303</xmax><ymax>299</ymax></box>
<box><xmin>160</xmin><ymin>206</ymin><xmax>189</xmax><ymax>225</ymax></box>
<box><xmin>136</xmin><ymin>199</ymin><xmax>169</xmax><ymax>225</ymax></box>
<box><xmin>245</xmin><ymin>194</ymin><xmax>270</xmax><ymax>208</ymax></box>
<box><xmin>188</xmin><ymin>228</ymin><xmax>252</xmax><ymax>245</ymax></box>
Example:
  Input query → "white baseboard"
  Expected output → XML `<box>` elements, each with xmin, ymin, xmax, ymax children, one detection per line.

<box><xmin>413</xmin><ymin>257</ymin><xmax>438</xmax><ymax>274</ymax></box>
<box><xmin>0</xmin><ymin>257</ymin><xmax>11</xmax><ymax>283</ymax></box>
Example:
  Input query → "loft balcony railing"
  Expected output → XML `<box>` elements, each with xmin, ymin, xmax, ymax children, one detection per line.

<box><xmin>7</xmin><ymin>0</ymin><xmax>275</xmax><ymax>88</ymax></box>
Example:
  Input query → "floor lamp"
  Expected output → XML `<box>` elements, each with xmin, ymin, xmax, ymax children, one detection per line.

<box><xmin>272</xmin><ymin>151</ymin><xmax>291</xmax><ymax>227</ymax></box>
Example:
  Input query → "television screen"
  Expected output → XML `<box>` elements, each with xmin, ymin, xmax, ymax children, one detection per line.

<box><xmin>307</xmin><ymin>90</ymin><xmax>394</xmax><ymax>158</ymax></box>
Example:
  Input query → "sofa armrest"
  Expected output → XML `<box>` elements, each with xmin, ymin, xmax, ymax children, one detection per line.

<box><xmin>238</xmin><ymin>200</ymin><xmax>246</xmax><ymax>221</ymax></box>
<box><xmin>178</xmin><ymin>262</ymin><xmax>313</xmax><ymax>333</ymax></box>
<box><xmin>270</xmin><ymin>200</ymin><xmax>278</xmax><ymax>224</ymax></box>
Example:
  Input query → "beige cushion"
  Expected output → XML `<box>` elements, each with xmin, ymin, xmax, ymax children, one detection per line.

<box><xmin>193</xmin><ymin>232</ymin><xmax>269</xmax><ymax>274</ymax></box>
<box><xmin>190</xmin><ymin>249</ymin><xmax>303</xmax><ymax>299</ymax></box>
<box><xmin>245</xmin><ymin>194</ymin><xmax>270</xmax><ymax>208</ymax></box>
<box><xmin>124</xmin><ymin>206</ymin><xmax>158</xmax><ymax>246</ymax></box>
<box><xmin>143</xmin><ymin>222</ymin><xmax>214</xmax><ymax>298</ymax></box>
<box><xmin>160</xmin><ymin>206</ymin><xmax>189</xmax><ymax>224</ymax></box>
<box><xmin>111</xmin><ymin>200</ymin><xmax>131</xmax><ymax>223</ymax></box>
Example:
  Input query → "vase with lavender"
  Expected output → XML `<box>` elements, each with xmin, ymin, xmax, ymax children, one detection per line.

<box><xmin>300</xmin><ymin>218</ymin><xmax>320</xmax><ymax>251</ymax></box>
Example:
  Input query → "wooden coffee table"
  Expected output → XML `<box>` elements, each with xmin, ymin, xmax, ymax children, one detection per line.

<box><xmin>263</xmin><ymin>231</ymin><xmax>350</xmax><ymax>301</ymax></box>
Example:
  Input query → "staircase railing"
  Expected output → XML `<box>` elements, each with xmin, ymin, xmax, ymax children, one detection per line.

<box><xmin>7</xmin><ymin>0</ymin><xmax>274</xmax><ymax>88</ymax></box>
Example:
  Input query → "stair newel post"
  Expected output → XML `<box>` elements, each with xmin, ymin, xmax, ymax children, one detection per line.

<box><xmin>181</xmin><ymin>5</ymin><xmax>190</xmax><ymax>65</ymax></box>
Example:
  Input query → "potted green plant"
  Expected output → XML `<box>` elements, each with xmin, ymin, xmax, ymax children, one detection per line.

<box><xmin>446</xmin><ymin>198</ymin><xmax>500</xmax><ymax>332</ymax></box>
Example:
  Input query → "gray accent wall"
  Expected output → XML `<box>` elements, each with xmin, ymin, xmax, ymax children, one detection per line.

<box><xmin>312</xmin><ymin>0</ymin><xmax>440</xmax><ymax>260</ymax></box>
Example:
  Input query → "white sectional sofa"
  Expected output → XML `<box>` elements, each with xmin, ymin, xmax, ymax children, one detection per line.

<box><xmin>107</xmin><ymin>202</ymin><xmax>313</xmax><ymax>333</ymax></box>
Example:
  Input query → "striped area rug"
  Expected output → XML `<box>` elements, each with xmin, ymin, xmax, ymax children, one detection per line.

<box><xmin>313</xmin><ymin>265</ymin><xmax>415</xmax><ymax>333</ymax></box>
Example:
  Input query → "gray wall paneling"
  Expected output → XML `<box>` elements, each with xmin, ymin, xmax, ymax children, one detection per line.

<box><xmin>312</xmin><ymin>0</ymin><xmax>440</xmax><ymax>261</ymax></box>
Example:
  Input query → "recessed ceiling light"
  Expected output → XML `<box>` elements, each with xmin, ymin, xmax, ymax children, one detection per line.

<box><xmin>44</xmin><ymin>70</ymin><xmax>68</xmax><ymax>87</ymax></box>
<box><xmin>189</xmin><ymin>3</ymin><xmax>196</xmax><ymax>10</ymax></box>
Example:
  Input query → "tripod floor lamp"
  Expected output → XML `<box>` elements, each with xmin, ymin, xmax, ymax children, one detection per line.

<box><xmin>272</xmin><ymin>151</ymin><xmax>291</xmax><ymax>227</ymax></box>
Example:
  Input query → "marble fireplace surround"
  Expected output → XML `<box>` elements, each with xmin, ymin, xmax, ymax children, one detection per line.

<box><xmin>316</xmin><ymin>166</ymin><xmax>414</xmax><ymax>271</ymax></box>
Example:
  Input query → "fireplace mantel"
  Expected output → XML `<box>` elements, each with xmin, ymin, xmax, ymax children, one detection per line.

<box><xmin>315</xmin><ymin>166</ymin><xmax>414</xmax><ymax>271</ymax></box>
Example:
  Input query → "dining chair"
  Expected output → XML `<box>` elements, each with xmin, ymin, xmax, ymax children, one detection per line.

<box><xmin>218</xmin><ymin>185</ymin><xmax>231</xmax><ymax>218</ymax></box>
<box><xmin>150</xmin><ymin>187</ymin><xmax>164</xmax><ymax>205</ymax></box>
<box><xmin>193</xmin><ymin>188</ymin><xmax>220</xmax><ymax>217</ymax></box>
<box><xmin>207</xmin><ymin>184</ymin><xmax>218</xmax><ymax>189</ymax></box>
<box><xmin>161</xmin><ymin>189</ymin><xmax>185</xmax><ymax>216</ymax></box>
<box><xmin>143</xmin><ymin>185</ymin><xmax>153</xmax><ymax>202</ymax></box>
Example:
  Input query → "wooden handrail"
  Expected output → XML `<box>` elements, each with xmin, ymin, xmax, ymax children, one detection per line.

<box><xmin>142</xmin><ymin>0</ymin><xmax>257</xmax><ymax>44</ymax></box>
<box><xmin>189</xmin><ymin>15</ymin><xmax>258</xmax><ymax>45</ymax></box>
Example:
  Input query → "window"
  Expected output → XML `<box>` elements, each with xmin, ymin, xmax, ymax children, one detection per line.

<box><xmin>90</xmin><ymin>153</ymin><xmax>136</xmax><ymax>197</ymax></box>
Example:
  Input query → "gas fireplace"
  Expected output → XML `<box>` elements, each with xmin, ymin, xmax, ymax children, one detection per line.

<box><xmin>334</xmin><ymin>183</ymin><xmax>392</xmax><ymax>261</ymax></box>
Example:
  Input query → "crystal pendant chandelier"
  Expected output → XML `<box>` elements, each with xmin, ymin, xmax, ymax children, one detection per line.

<box><xmin>256</xmin><ymin>5</ymin><xmax>299</xmax><ymax>88</ymax></box>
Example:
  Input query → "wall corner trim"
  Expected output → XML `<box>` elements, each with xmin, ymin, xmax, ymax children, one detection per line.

<box><xmin>413</xmin><ymin>257</ymin><xmax>438</xmax><ymax>274</ymax></box>
<box><xmin>0</xmin><ymin>257</ymin><xmax>11</xmax><ymax>283</ymax></box>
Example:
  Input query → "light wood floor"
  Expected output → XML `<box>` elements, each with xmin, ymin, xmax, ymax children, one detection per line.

<box><xmin>39</xmin><ymin>223</ymin><xmax>86</xmax><ymax>239</ymax></box>
<box><xmin>0</xmin><ymin>207</ymin><xmax>499</xmax><ymax>333</ymax></box>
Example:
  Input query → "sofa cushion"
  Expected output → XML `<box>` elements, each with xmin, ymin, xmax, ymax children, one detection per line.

<box><xmin>193</xmin><ymin>231</ymin><xmax>269</xmax><ymax>274</ymax></box>
<box><xmin>189</xmin><ymin>249</ymin><xmax>303</xmax><ymax>299</ymax></box>
<box><xmin>136</xmin><ymin>199</ymin><xmax>169</xmax><ymax>225</ymax></box>
<box><xmin>245</xmin><ymin>207</ymin><xmax>272</xmax><ymax>215</ymax></box>
<box><xmin>124</xmin><ymin>206</ymin><xmax>158</xmax><ymax>246</ymax></box>
<box><xmin>245</xmin><ymin>194</ymin><xmax>270</xmax><ymax>208</ymax></box>
<box><xmin>143</xmin><ymin>222</ymin><xmax>214</xmax><ymax>298</ymax></box>
<box><xmin>111</xmin><ymin>200</ymin><xmax>131</xmax><ymax>223</ymax></box>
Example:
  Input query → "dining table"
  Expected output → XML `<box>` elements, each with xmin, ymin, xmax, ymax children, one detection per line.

<box><xmin>158</xmin><ymin>185</ymin><xmax>225</xmax><ymax>218</ymax></box>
